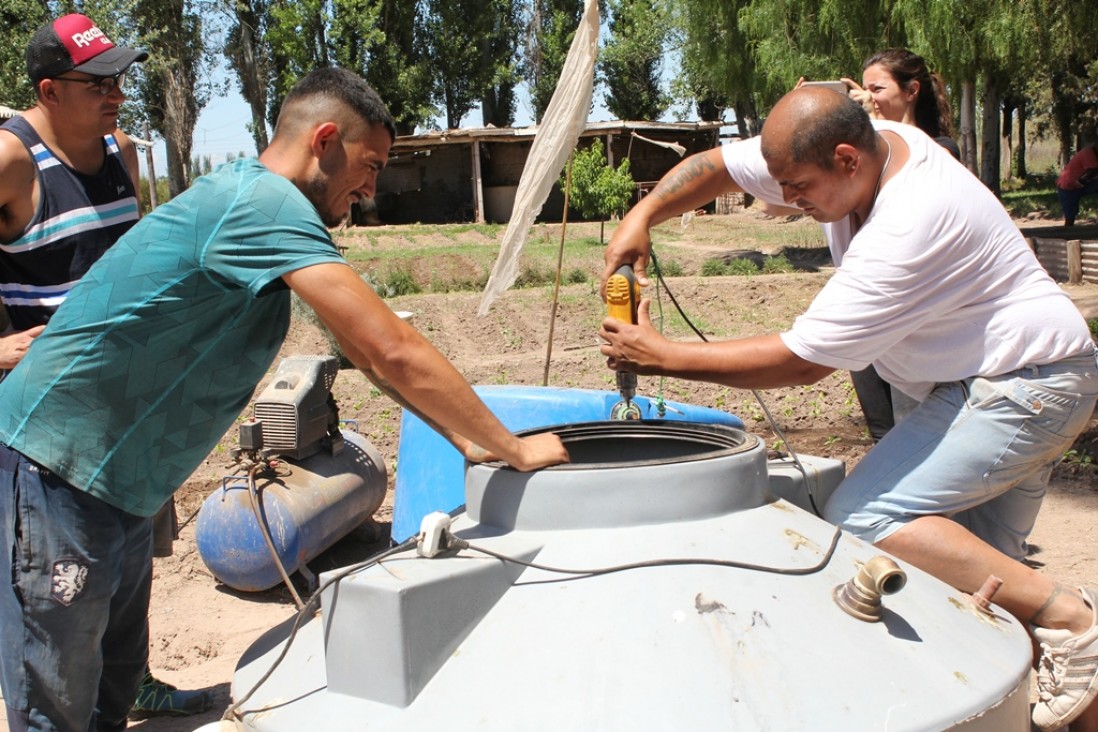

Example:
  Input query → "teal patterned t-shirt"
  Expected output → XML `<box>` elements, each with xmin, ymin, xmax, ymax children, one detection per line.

<box><xmin>0</xmin><ymin>158</ymin><xmax>346</xmax><ymax>516</ymax></box>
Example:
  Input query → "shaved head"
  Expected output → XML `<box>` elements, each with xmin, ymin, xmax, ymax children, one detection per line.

<box><xmin>273</xmin><ymin>67</ymin><xmax>396</xmax><ymax>145</ymax></box>
<box><xmin>761</xmin><ymin>87</ymin><xmax>878</xmax><ymax>170</ymax></box>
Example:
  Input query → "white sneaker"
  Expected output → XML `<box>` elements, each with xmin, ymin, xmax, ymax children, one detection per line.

<box><xmin>1032</xmin><ymin>587</ymin><xmax>1098</xmax><ymax>731</ymax></box>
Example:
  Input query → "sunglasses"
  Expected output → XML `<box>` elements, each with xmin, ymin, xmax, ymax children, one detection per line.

<box><xmin>51</xmin><ymin>71</ymin><xmax>127</xmax><ymax>96</ymax></box>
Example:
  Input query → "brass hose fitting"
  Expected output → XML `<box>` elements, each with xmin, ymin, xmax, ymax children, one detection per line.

<box><xmin>834</xmin><ymin>556</ymin><xmax>907</xmax><ymax>622</ymax></box>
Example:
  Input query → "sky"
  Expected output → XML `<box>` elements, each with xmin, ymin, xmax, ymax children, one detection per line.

<box><xmin>138</xmin><ymin>48</ymin><xmax>698</xmax><ymax>181</ymax></box>
<box><xmin>142</xmin><ymin>82</ymin><xmax>628</xmax><ymax>179</ymax></box>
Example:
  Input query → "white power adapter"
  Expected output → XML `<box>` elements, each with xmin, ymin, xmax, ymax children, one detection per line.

<box><xmin>417</xmin><ymin>511</ymin><xmax>454</xmax><ymax>558</ymax></box>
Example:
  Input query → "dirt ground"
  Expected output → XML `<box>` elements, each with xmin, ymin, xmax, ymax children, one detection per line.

<box><xmin>4</xmin><ymin>210</ymin><xmax>1096</xmax><ymax>731</ymax></box>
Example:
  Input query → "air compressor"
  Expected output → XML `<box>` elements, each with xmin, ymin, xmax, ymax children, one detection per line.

<box><xmin>195</xmin><ymin>356</ymin><xmax>387</xmax><ymax>593</ymax></box>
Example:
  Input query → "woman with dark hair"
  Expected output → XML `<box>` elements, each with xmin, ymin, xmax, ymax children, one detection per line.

<box><xmin>790</xmin><ymin>50</ymin><xmax>961</xmax><ymax>441</ymax></box>
<box><xmin>831</xmin><ymin>49</ymin><xmax>961</xmax><ymax>442</ymax></box>
<box><xmin>843</xmin><ymin>48</ymin><xmax>960</xmax><ymax>159</ymax></box>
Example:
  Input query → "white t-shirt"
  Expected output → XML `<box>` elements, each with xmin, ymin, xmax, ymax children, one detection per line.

<box><xmin>722</xmin><ymin>121</ymin><xmax>1093</xmax><ymax>400</ymax></box>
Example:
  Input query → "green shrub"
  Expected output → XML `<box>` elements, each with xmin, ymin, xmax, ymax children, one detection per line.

<box><xmin>726</xmin><ymin>259</ymin><xmax>760</xmax><ymax>276</ymax></box>
<box><xmin>565</xmin><ymin>268</ymin><xmax>588</xmax><ymax>284</ymax></box>
<box><xmin>657</xmin><ymin>259</ymin><xmax>684</xmax><ymax>277</ymax></box>
<box><xmin>700</xmin><ymin>258</ymin><xmax>728</xmax><ymax>276</ymax></box>
<box><xmin>514</xmin><ymin>264</ymin><xmax>554</xmax><ymax>288</ymax></box>
<box><xmin>379</xmin><ymin>268</ymin><xmax>420</xmax><ymax>297</ymax></box>
<box><xmin>761</xmin><ymin>254</ymin><xmax>794</xmax><ymax>273</ymax></box>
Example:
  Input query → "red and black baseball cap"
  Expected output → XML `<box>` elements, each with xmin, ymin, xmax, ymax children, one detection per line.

<box><xmin>26</xmin><ymin>14</ymin><xmax>148</xmax><ymax>83</ymax></box>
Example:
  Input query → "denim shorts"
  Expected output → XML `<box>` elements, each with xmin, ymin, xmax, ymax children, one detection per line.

<box><xmin>0</xmin><ymin>445</ymin><xmax>152</xmax><ymax>732</ymax></box>
<box><xmin>824</xmin><ymin>349</ymin><xmax>1098</xmax><ymax>560</ymax></box>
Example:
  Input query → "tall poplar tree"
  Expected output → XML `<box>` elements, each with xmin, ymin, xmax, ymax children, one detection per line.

<box><xmin>224</xmin><ymin>0</ymin><xmax>273</xmax><ymax>153</ymax></box>
<box><xmin>424</xmin><ymin>0</ymin><xmax>499</xmax><ymax>129</ymax></box>
<box><xmin>479</xmin><ymin>0</ymin><xmax>521</xmax><ymax>127</ymax></box>
<box><xmin>524</xmin><ymin>0</ymin><xmax>583</xmax><ymax>122</ymax></box>
<box><xmin>599</xmin><ymin>0</ymin><xmax>668</xmax><ymax>121</ymax></box>
<box><xmin>136</xmin><ymin>0</ymin><xmax>210</xmax><ymax>196</ymax></box>
<box><xmin>361</xmin><ymin>0</ymin><xmax>434</xmax><ymax>135</ymax></box>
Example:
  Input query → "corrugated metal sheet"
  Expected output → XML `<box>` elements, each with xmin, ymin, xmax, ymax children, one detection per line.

<box><xmin>1030</xmin><ymin>236</ymin><xmax>1098</xmax><ymax>284</ymax></box>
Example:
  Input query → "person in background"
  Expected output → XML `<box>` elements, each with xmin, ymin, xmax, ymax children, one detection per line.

<box><xmin>1056</xmin><ymin>141</ymin><xmax>1098</xmax><ymax>227</ymax></box>
<box><xmin>842</xmin><ymin>48</ymin><xmax>960</xmax><ymax>160</ymax></box>
<box><xmin>0</xmin><ymin>12</ymin><xmax>211</xmax><ymax>723</ymax></box>
<box><xmin>600</xmin><ymin>87</ymin><xmax>1098</xmax><ymax>732</ymax></box>
<box><xmin>834</xmin><ymin>48</ymin><xmax>960</xmax><ymax>441</ymax></box>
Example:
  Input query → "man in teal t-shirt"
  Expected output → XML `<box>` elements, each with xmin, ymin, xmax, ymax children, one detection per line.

<box><xmin>0</xmin><ymin>67</ymin><xmax>569</xmax><ymax>732</ymax></box>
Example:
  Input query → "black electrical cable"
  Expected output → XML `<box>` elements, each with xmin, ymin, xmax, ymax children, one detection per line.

<box><xmin>226</xmin><ymin>517</ymin><xmax>841</xmax><ymax>721</ymax></box>
<box><xmin>447</xmin><ymin>523</ymin><xmax>842</xmax><ymax>580</ymax></box>
<box><xmin>245</xmin><ymin>462</ymin><xmax>306</xmax><ymax>610</ymax></box>
<box><xmin>225</xmin><ymin>537</ymin><xmax>418</xmax><ymax>722</ymax></box>
<box><xmin>648</xmin><ymin>249</ymin><xmax>822</xmax><ymax>517</ymax></box>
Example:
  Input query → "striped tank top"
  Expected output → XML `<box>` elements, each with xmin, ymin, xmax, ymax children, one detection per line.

<box><xmin>0</xmin><ymin>116</ymin><xmax>139</xmax><ymax>329</ymax></box>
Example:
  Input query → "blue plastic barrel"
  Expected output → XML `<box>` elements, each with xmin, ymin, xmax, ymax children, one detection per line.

<box><xmin>391</xmin><ymin>386</ymin><xmax>743</xmax><ymax>542</ymax></box>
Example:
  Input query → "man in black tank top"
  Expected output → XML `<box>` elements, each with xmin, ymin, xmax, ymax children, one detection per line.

<box><xmin>0</xmin><ymin>13</ymin><xmax>211</xmax><ymax>731</ymax></box>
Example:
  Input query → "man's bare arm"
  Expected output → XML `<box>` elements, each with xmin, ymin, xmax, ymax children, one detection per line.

<box><xmin>602</xmin><ymin>147</ymin><xmax>741</xmax><ymax>290</ymax></box>
<box><xmin>283</xmin><ymin>263</ymin><xmax>568</xmax><ymax>471</ymax></box>
<box><xmin>0</xmin><ymin>132</ymin><xmax>36</xmax><ymax>242</ymax></box>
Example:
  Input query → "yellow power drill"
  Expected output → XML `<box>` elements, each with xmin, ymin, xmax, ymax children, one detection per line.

<box><xmin>606</xmin><ymin>265</ymin><xmax>642</xmax><ymax>420</ymax></box>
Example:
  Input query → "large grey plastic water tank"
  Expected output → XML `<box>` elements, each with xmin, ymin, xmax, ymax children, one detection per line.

<box><xmin>227</xmin><ymin>421</ymin><xmax>1033</xmax><ymax>731</ymax></box>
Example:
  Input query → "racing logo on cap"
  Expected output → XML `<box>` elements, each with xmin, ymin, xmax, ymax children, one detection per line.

<box><xmin>50</xmin><ymin>558</ymin><xmax>89</xmax><ymax>606</ymax></box>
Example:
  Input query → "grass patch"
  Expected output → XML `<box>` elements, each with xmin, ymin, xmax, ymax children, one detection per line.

<box><xmin>342</xmin><ymin>222</ymin><xmax>504</xmax><ymax>245</ymax></box>
<box><xmin>1000</xmin><ymin>174</ymin><xmax>1060</xmax><ymax>218</ymax></box>
<box><xmin>761</xmin><ymin>254</ymin><xmax>795</xmax><ymax>274</ymax></box>
<box><xmin>1000</xmin><ymin>172</ymin><xmax>1098</xmax><ymax>221</ymax></box>
<box><xmin>378</xmin><ymin>268</ymin><xmax>421</xmax><ymax>297</ymax></box>
<box><xmin>655</xmin><ymin>259</ymin><xmax>684</xmax><ymax>277</ymax></box>
<box><xmin>701</xmin><ymin>257</ymin><xmax>760</xmax><ymax>276</ymax></box>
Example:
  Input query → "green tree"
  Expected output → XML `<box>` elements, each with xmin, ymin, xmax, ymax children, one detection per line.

<box><xmin>1020</xmin><ymin>0</ymin><xmax>1098</xmax><ymax>166</ymax></box>
<box><xmin>424</xmin><ymin>0</ymin><xmax>499</xmax><ymax>129</ymax></box>
<box><xmin>223</xmin><ymin>0</ymin><xmax>273</xmax><ymax>153</ymax></box>
<box><xmin>265</xmin><ymin>0</ymin><xmax>330</xmax><ymax>128</ymax></box>
<box><xmin>329</xmin><ymin>0</ymin><xmax>383</xmax><ymax>95</ymax></box>
<box><xmin>479</xmin><ymin>0</ymin><xmax>521</xmax><ymax>127</ymax></box>
<box><xmin>136</xmin><ymin>0</ymin><xmax>210</xmax><ymax>197</ymax></box>
<box><xmin>0</xmin><ymin>0</ymin><xmax>49</xmax><ymax>111</ymax></box>
<box><xmin>561</xmin><ymin>137</ymin><xmax>634</xmax><ymax>242</ymax></box>
<box><xmin>672</xmin><ymin>0</ymin><xmax>761</xmax><ymax>136</ymax></box>
<box><xmin>739</xmin><ymin>0</ymin><xmax>898</xmax><ymax>103</ymax></box>
<box><xmin>599</xmin><ymin>0</ymin><xmax>669</xmax><ymax>121</ymax></box>
<box><xmin>525</xmin><ymin>0</ymin><xmax>583</xmax><ymax>122</ymax></box>
<box><xmin>360</xmin><ymin>0</ymin><xmax>435</xmax><ymax>135</ymax></box>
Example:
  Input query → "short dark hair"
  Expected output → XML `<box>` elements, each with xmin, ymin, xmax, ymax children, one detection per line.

<box><xmin>765</xmin><ymin>93</ymin><xmax>877</xmax><ymax>170</ymax></box>
<box><xmin>275</xmin><ymin>67</ymin><xmax>397</xmax><ymax>142</ymax></box>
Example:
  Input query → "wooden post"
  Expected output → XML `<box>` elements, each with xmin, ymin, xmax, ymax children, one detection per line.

<box><xmin>1067</xmin><ymin>239</ymin><xmax>1083</xmax><ymax>284</ymax></box>
<box><xmin>143</xmin><ymin>121</ymin><xmax>158</xmax><ymax>210</ymax></box>
<box><xmin>471</xmin><ymin>141</ymin><xmax>484</xmax><ymax>223</ymax></box>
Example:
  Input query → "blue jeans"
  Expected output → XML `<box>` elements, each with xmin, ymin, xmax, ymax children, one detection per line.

<box><xmin>824</xmin><ymin>350</ymin><xmax>1098</xmax><ymax>561</ymax></box>
<box><xmin>0</xmin><ymin>446</ymin><xmax>152</xmax><ymax>732</ymax></box>
<box><xmin>1057</xmin><ymin>179</ymin><xmax>1098</xmax><ymax>224</ymax></box>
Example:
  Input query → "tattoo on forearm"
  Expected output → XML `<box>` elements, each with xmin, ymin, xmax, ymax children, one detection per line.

<box><xmin>652</xmin><ymin>155</ymin><xmax>719</xmax><ymax>201</ymax></box>
<box><xmin>1029</xmin><ymin>583</ymin><xmax>1067</xmax><ymax>625</ymax></box>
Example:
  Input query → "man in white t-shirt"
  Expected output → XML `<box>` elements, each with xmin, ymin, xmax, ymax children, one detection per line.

<box><xmin>599</xmin><ymin>87</ymin><xmax>1098</xmax><ymax>731</ymax></box>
